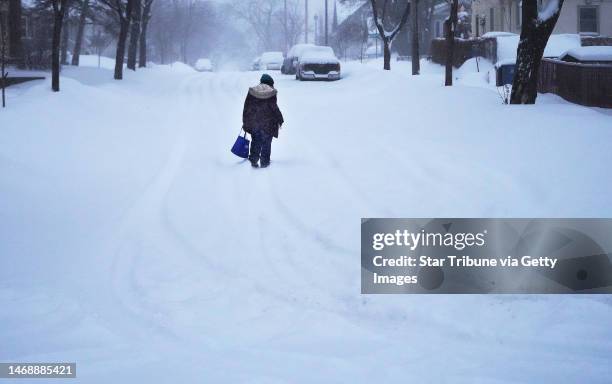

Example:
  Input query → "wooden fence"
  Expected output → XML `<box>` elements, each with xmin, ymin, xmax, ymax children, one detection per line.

<box><xmin>538</xmin><ymin>58</ymin><xmax>612</xmax><ymax>108</ymax></box>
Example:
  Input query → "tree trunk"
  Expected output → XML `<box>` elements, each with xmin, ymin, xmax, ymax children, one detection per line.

<box><xmin>52</xmin><ymin>3</ymin><xmax>66</xmax><ymax>92</ymax></box>
<box><xmin>138</xmin><ymin>0</ymin><xmax>152</xmax><ymax>67</ymax></box>
<box><xmin>115</xmin><ymin>19</ymin><xmax>130</xmax><ymax>79</ymax></box>
<box><xmin>444</xmin><ymin>0</ymin><xmax>458</xmax><ymax>86</ymax></box>
<box><xmin>60</xmin><ymin>18</ymin><xmax>69</xmax><ymax>65</ymax></box>
<box><xmin>71</xmin><ymin>0</ymin><xmax>89</xmax><ymax>66</ymax></box>
<box><xmin>411</xmin><ymin>0</ymin><xmax>420</xmax><ymax>75</ymax></box>
<box><xmin>114</xmin><ymin>0</ymin><xmax>133</xmax><ymax>80</ymax></box>
<box><xmin>127</xmin><ymin>0</ymin><xmax>141</xmax><ymax>70</ymax></box>
<box><xmin>510</xmin><ymin>0</ymin><xmax>564</xmax><ymax>104</ymax></box>
<box><xmin>383</xmin><ymin>39</ymin><xmax>391</xmax><ymax>70</ymax></box>
<box><xmin>138</xmin><ymin>20</ymin><xmax>147</xmax><ymax>67</ymax></box>
<box><xmin>7</xmin><ymin>0</ymin><xmax>23</xmax><ymax>65</ymax></box>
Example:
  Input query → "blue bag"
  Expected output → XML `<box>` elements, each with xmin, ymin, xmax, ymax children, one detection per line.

<box><xmin>231</xmin><ymin>130</ymin><xmax>250</xmax><ymax>158</ymax></box>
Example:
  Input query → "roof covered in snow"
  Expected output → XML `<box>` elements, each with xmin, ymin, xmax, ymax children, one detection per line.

<box><xmin>560</xmin><ymin>46</ymin><xmax>612</xmax><ymax>62</ymax></box>
<box><xmin>336</xmin><ymin>0</ymin><xmax>369</xmax><ymax>25</ymax></box>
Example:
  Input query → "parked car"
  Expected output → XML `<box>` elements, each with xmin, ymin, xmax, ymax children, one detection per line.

<box><xmin>251</xmin><ymin>56</ymin><xmax>261</xmax><ymax>71</ymax></box>
<box><xmin>295</xmin><ymin>46</ymin><xmax>341</xmax><ymax>81</ymax></box>
<box><xmin>194</xmin><ymin>58</ymin><xmax>213</xmax><ymax>72</ymax></box>
<box><xmin>281</xmin><ymin>43</ymin><xmax>315</xmax><ymax>74</ymax></box>
<box><xmin>259</xmin><ymin>51</ymin><xmax>284</xmax><ymax>70</ymax></box>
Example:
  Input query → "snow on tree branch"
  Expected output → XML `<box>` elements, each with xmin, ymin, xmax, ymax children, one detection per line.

<box><xmin>538</xmin><ymin>0</ymin><xmax>561</xmax><ymax>23</ymax></box>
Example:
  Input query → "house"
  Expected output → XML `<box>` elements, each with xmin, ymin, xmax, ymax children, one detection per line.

<box><xmin>333</xmin><ymin>0</ymin><xmax>372</xmax><ymax>59</ymax></box>
<box><xmin>471</xmin><ymin>0</ymin><xmax>612</xmax><ymax>37</ymax></box>
<box><xmin>431</xmin><ymin>0</ymin><xmax>472</xmax><ymax>39</ymax></box>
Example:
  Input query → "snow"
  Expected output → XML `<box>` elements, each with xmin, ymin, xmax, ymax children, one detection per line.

<box><xmin>297</xmin><ymin>46</ymin><xmax>339</xmax><ymax>64</ymax></box>
<box><xmin>538</xmin><ymin>0</ymin><xmax>561</xmax><ymax>22</ymax></box>
<box><xmin>287</xmin><ymin>43</ymin><xmax>316</xmax><ymax>58</ymax></box>
<box><xmin>1</xmin><ymin>56</ymin><xmax>612</xmax><ymax>383</ymax></box>
<box><xmin>481</xmin><ymin>31</ymin><xmax>517</xmax><ymax>38</ymax></box>
<box><xmin>560</xmin><ymin>46</ymin><xmax>612</xmax><ymax>62</ymax></box>
<box><xmin>336</xmin><ymin>0</ymin><xmax>367</xmax><ymax>25</ymax></box>
<box><xmin>495</xmin><ymin>33</ymin><xmax>582</xmax><ymax>64</ymax></box>
<box><xmin>260</xmin><ymin>51</ymin><xmax>284</xmax><ymax>64</ymax></box>
<box><xmin>194</xmin><ymin>58</ymin><xmax>213</xmax><ymax>71</ymax></box>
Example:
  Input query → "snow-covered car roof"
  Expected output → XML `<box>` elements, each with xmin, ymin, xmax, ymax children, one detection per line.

<box><xmin>560</xmin><ymin>46</ymin><xmax>612</xmax><ymax>62</ymax></box>
<box><xmin>260</xmin><ymin>52</ymin><xmax>284</xmax><ymax>63</ymax></box>
<box><xmin>298</xmin><ymin>46</ymin><xmax>339</xmax><ymax>64</ymax></box>
<box><xmin>287</xmin><ymin>44</ymin><xmax>316</xmax><ymax>58</ymax></box>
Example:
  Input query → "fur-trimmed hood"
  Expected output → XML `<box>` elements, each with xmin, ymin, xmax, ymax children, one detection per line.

<box><xmin>248</xmin><ymin>83</ymin><xmax>277</xmax><ymax>99</ymax></box>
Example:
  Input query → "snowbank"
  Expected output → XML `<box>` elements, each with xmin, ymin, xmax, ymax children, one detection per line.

<box><xmin>194</xmin><ymin>58</ymin><xmax>213</xmax><ymax>71</ymax></box>
<box><xmin>78</xmin><ymin>54</ymin><xmax>117</xmax><ymax>69</ymax></box>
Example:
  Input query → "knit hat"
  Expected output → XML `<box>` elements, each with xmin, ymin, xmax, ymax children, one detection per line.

<box><xmin>260</xmin><ymin>73</ymin><xmax>274</xmax><ymax>87</ymax></box>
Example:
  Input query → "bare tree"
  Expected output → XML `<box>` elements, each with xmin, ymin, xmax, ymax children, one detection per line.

<box><xmin>174</xmin><ymin>0</ymin><xmax>196</xmax><ymax>63</ymax></box>
<box><xmin>276</xmin><ymin>0</ymin><xmax>303</xmax><ymax>49</ymax></box>
<box><xmin>138</xmin><ymin>0</ymin><xmax>153</xmax><ymax>67</ymax></box>
<box><xmin>100</xmin><ymin>0</ymin><xmax>134</xmax><ymax>79</ymax></box>
<box><xmin>71</xmin><ymin>0</ymin><xmax>90</xmax><ymax>65</ymax></box>
<box><xmin>369</xmin><ymin>0</ymin><xmax>411</xmax><ymax>70</ymax></box>
<box><xmin>60</xmin><ymin>16</ymin><xmax>70</xmax><ymax>64</ymax></box>
<box><xmin>7</xmin><ymin>0</ymin><xmax>23</xmax><ymax>65</ymax></box>
<box><xmin>51</xmin><ymin>0</ymin><xmax>70</xmax><ymax>91</ymax></box>
<box><xmin>127</xmin><ymin>0</ymin><xmax>140</xmax><ymax>69</ymax></box>
<box><xmin>510</xmin><ymin>0</ymin><xmax>564</xmax><ymax>104</ymax></box>
<box><xmin>411</xmin><ymin>0</ymin><xmax>419</xmax><ymax>75</ymax></box>
<box><xmin>1</xmin><ymin>13</ymin><xmax>8</xmax><ymax>107</ymax></box>
<box><xmin>444</xmin><ymin>0</ymin><xmax>457</xmax><ymax>86</ymax></box>
<box><xmin>231</xmin><ymin>0</ymin><xmax>279</xmax><ymax>51</ymax></box>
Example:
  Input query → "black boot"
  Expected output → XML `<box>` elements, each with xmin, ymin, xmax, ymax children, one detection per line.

<box><xmin>250</xmin><ymin>160</ymin><xmax>259</xmax><ymax>168</ymax></box>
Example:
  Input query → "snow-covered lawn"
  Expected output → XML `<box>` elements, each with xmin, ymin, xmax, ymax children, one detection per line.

<box><xmin>1</xmin><ymin>57</ymin><xmax>611</xmax><ymax>383</ymax></box>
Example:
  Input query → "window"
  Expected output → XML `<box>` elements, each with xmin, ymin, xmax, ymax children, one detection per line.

<box><xmin>578</xmin><ymin>6</ymin><xmax>598</xmax><ymax>34</ymax></box>
<box><xmin>435</xmin><ymin>21</ymin><xmax>441</xmax><ymax>37</ymax></box>
<box><xmin>490</xmin><ymin>8</ymin><xmax>495</xmax><ymax>31</ymax></box>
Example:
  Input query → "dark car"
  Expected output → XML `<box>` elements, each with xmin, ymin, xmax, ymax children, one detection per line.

<box><xmin>281</xmin><ymin>43</ymin><xmax>316</xmax><ymax>75</ymax></box>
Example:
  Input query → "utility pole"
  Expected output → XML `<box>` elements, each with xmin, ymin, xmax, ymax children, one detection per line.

<box><xmin>305</xmin><ymin>0</ymin><xmax>309</xmax><ymax>43</ymax></box>
<box><xmin>324</xmin><ymin>0</ymin><xmax>328</xmax><ymax>45</ymax></box>
<box><xmin>314</xmin><ymin>14</ymin><xmax>318</xmax><ymax>43</ymax></box>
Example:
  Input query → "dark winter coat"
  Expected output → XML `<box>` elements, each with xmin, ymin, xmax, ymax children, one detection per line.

<box><xmin>242</xmin><ymin>83</ymin><xmax>284</xmax><ymax>138</ymax></box>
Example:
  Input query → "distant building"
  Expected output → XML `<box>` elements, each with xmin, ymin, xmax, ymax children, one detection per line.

<box><xmin>472</xmin><ymin>0</ymin><xmax>612</xmax><ymax>37</ymax></box>
<box><xmin>333</xmin><ymin>0</ymin><xmax>372</xmax><ymax>59</ymax></box>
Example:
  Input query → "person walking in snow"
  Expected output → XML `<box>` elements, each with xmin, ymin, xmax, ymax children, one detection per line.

<box><xmin>242</xmin><ymin>74</ymin><xmax>284</xmax><ymax>168</ymax></box>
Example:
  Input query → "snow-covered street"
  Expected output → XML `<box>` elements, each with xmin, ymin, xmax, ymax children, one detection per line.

<box><xmin>1</xmin><ymin>58</ymin><xmax>612</xmax><ymax>383</ymax></box>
